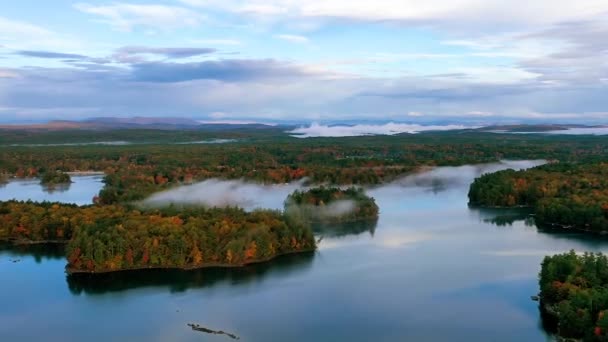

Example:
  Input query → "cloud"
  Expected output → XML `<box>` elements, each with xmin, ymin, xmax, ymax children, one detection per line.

<box><xmin>289</xmin><ymin>122</ymin><xmax>471</xmax><ymax>137</ymax></box>
<box><xmin>517</xmin><ymin>19</ymin><xmax>608</xmax><ymax>86</ymax></box>
<box><xmin>130</xmin><ymin>59</ymin><xmax>317</xmax><ymax>82</ymax></box>
<box><xmin>177</xmin><ymin>0</ymin><xmax>608</xmax><ymax>31</ymax></box>
<box><xmin>113</xmin><ymin>46</ymin><xmax>215</xmax><ymax>61</ymax></box>
<box><xmin>0</xmin><ymin>16</ymin><xmax>82</xmax><ymax>51</ymax></box>
<box><xmin>1</xmin><ymin>51</ymin><xmax>607</xmax><ymax>124</ymax></box>
<box><xmin>275</xmin><ymin>34</ymin><xmax>309</xmax><ymax>43</ymax></box>
<box><xmin>209</xmin><ymin>111</ymin><xmax>228</xmax><ymax>119</ymax></box>
<box><xmin>0</xmin><ymin>17</ymin><xmax>53</xmax><ymax>40</ymax></box>
<box><xmin>190</xmin><ymin>39</ymin><xmax>242</xmax><ymax>46</ymax></box>
<box><xmin>16</xmin><ymin>50</ymin><xmax>89</xmax><ymax>59</ymax></box>
<box><xmin>0</xmin><ymin>69</ymin><xmax>19</xmax><ymax>79</ymax></box>
<box><xmin>74</xmin><ymin>3</ymin><xmax>203</xmax><ymax>31</ymax></box>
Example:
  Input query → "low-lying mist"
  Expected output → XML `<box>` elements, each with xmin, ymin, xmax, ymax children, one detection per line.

<box><xmin>289</xmin><ymin>122</ymin><xmax>471</xmax><ymax>137</ymax></box>
<box><xmin>142</xmin><ymin>160</ymin><xmax>546</xmax><ymax>211</ymax></box>
<box><xmin>143</xmin><ymin>179</ymin><xmax>304</xmax><ymax>211</ymax></box>
<box><xmin>385</xmin><ymin>159</ymin><xmax>546</xmax><ymax>189</ymax></box>
<box><xmin>285</xmin><ymin>199</ymin><xmax>357</xmax><ymax>219</ymax></box>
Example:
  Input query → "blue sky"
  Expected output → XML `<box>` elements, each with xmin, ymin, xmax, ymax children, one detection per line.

<box><xmin>0</xmin><ymin>0</ymin><xmax>607</xmax><ymax>123</ymax></box>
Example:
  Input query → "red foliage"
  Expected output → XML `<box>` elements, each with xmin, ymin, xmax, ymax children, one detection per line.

<box><xmin>142</xmin><ymin>249</ymin><xmax>149</xmax><ymax>264</ymax></box>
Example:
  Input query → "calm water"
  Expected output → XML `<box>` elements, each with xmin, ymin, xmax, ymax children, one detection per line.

<box><xmin>0</xmin><ymin>175</ymin><xmax>104</xmax><ymax>205</ymax></box>
<box><xmin>2</xmin><ymin>161</ymin><xmax>606</xmax><ymax>341</ymax></box>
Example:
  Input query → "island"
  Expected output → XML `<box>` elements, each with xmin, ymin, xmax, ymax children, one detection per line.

<box><xmin>468</xmin><ymin>162</ymin><xmax>608</xmax><ymax>233</ymax></box>
<box><xmin>40</xmin><ymin>170</ymin><xmax>72</xmax><ymax>186</ymax></box>
<box><xmin>0</xmin><ymin>201</ymin><xmax>316</xmax><ymax>273</ymax></box>
<box><xmin>539</xmin><ymin>250</ymin><xmax>608</xmax><ymax>340</ymax></box>
<box><xmin>284</xmin><ymin>186</ymin><xmax>379</xmax><ymax>224</ymax></box>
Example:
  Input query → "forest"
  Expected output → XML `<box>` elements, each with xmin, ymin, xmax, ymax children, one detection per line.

<box><xmin>3</xmin><ymin>129</ymin><xmax>608</xmax><ymax>204</ymax></box>
<box><xmin>468</xmin><ymin>163</ymin><xmax>608</xmax><ymax>232</ymax></box>
<box><xmin>284</xmin><ymin>186</ymin><xmax>379</xmax><ymax>223</ymax></box>
<box><xmin>539</xmin><ymin>251</ymin><xmax>608</xmax><ymax>340</ymax></box>
<box><xmin>40</xmin><ymin>170</ymin><xmax>72</xmax><ymax>186</ymax></box>
<box><xmin>4</xmin><ymin>128</ymin><xmax>608</xmax><ymax>274</ymax></box>
<box><xmin>0</xmin><ymin>201</ymin><xmax>315</xmax><ymax>273</ymax></box>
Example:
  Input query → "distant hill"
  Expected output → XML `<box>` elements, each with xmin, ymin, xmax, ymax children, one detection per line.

<box><xmin>0</xmin><ymin>117</ymin><xmax>278</xmax><ymax>131</ymax></box>
<box><xmin>479</xmin><ymin>124</ymin><xmax>603</xmax><ymax>133</ymax></box>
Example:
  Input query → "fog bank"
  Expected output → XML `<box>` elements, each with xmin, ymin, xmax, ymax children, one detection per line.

<box><xmin>143</xmin><ymin>179</ymin><xmax>304</xmax><ymax>211</ymax></box>
<box><xmin>389</xmin><ymin>160</ymin><xmax>546</xmax><ymax>189</ymax></box>
<box><xmin>289</xmin><ymin>122</ymin><xmax>471</xmax><ymax>137</ymax></box>
<box><xmin>143</xmin><ymin>160</ymin><xmax>546</xmax><ymax>211</ymax></box>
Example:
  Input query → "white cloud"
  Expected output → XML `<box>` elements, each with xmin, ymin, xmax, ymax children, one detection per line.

<box><xmin>0</xmin><ymin>16</ymin><xmax>82</xmax><ymax>50</ymax></box>
<box><xmin>177</xmin><ymin>0</ymin><xmax>608</xmax><ymax>28</ymax></box>
<box><xmin>467</xmin><ymin>111</ymin><xmax>493</xmax><ymax>117</ymax></box>
<box><xmin>275</xmin><ymin>34</ymin><xmax>309</xmax><ymax>43</ymax></box>
<box><xmin>190</xmin><ymin>38</ymin><xmax>242</xmax><ymax>46</ymax></box>
<box><xmin>74</xmin><ymin>3</ymin><xmax>203</xmax><ymax>31</ymax></box>
<box><xmin>289</xmin><ymin>122</ymin><xmax>471</xmax><ymax>137</ymax></box>
<box><xmin>209</xmin><ymin>111</ymin><xmax>228</xmax><ymax>119</ymax></box>
<box><xmin>0</xmin><ymin>17</ymin><xmax>52</xmax><ymax>40</ymax></box>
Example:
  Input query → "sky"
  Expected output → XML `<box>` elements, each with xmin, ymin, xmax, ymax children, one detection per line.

<box><xmin>0</xmin><ymin>0</ymin><xmax>607</xmax><ymax>124</ymax></box>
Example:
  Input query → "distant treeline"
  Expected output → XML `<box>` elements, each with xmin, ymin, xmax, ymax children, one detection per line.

<box><xmin>4</xmin><ymin>130</ymin><xmax>608</xmax><ymax>203</ymax></box>
<box><xmin>469</xmin><ymin>163</ymin><xmax>608</xmax><ymax>232</ymax></box>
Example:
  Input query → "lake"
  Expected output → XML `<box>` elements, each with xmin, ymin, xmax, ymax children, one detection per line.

<box><xmin>1</xmin><ymin>161</ymin><xmax>603</xmax><ymax>341</ymax></box>
<box><xmin>0</xmin><ymin>175</ymin><xmax>104</xmax><ymax>205</ymax></box>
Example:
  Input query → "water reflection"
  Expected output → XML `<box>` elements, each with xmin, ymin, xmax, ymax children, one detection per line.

<box><xmin>469</xmin><ymin>206</ymin><xmax>535</xmax><ymax>227</ymax></box>
<box><xmin>312</xmin><ymin>218</ymin><xmax>378</xmax><ymax>238</ymax></box>
<box><xmin>66</xmin><ymin>251</ymin><xmax>315</xmax><ymax>295</ymax></box>
<box><xmin>0</xmin><ymin>175</ymin><xmax>103</xmax><ymax>205</ymax></box>
<box><xmin>1</xmin><ymin>160</ymin><xmax>597</xmax><ymax>341</ymax></box>
<box><xmin>42</xmin><ymin>182</ymin><xmax>72</xmax><ymax>194</ymax></box>
<box><xmin>387</xmin><ymin>160</ymin><xmax>546</xmax><ymax>191</ymax></box>
<box><xmin>0</xmin><ymin>242</ymin><xmax>65</xmax><ymax>262</ymax></box>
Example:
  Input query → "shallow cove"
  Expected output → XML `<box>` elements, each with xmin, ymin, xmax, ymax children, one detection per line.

<box><xmin>3</xmin><ymin>160</ymin><xmax>608</xmax><ymax>341</ymax></box>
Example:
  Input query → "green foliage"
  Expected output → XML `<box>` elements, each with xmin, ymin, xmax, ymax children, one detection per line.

<box><xmin>4</xmin><ymin>129</ymin><xmax>608</xmax><ymax>203</ymax></box>
<box><xmin>539</xmin><ymin>251</ymin><xmax>608</xmax><ymax>340</ymax></box>
<box><xmin>0</xmin><ymin>201</ymin><xmax>316</xmax><ymax>272</ymax></box>
<box><xmin>469</xmin><ymin>162</ymin><xmax>608</xmax><ymax>232</ymax></box>
<box><xmin>40</xmin><ymin>170</ymin><xmax>71</xmax><ymax>185</ymax></box>
<box><xmin>284</xmin><ymin>186</ymin><xmax>379</xmax><ymax>223</ymax></box>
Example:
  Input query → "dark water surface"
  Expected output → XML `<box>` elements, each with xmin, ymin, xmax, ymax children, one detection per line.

<box><xmin>2</xmin><ymin>161</ymin><xmax>605</xmax><ymax>341</ymax></box>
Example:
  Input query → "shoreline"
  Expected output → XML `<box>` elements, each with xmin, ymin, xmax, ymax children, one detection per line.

<box><xmin>66</xmin><ymin>247</ymin><xmax>316</xmax><ymax>275</ymax></box>
<box><xmin>0</xmin><ymin>238</ymin><xmax>67</xmax><ymax>246</ymax></box>
<box><xmin>468</xmin><ymin>204</ymin><xmax>608</xmax><ymax>236</ymax></box>
<box><xmin>536</xmin><ymin>222</ymin><xmax>608</xmax><ymax>236</ymax></box>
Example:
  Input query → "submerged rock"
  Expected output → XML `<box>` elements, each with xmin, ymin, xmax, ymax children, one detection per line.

<box><xmin>187</xmin><ymin>323</ymin><xmax>240</xmax><ymax>340</ymax></box>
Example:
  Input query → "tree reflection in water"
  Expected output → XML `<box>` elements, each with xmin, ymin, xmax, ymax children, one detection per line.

<box><xmin>66</xmin><ymin>251</ymin><xmax>315</xmax><ymax>295</ymax></box>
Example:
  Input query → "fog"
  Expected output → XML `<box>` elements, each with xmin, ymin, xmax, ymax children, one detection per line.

<box><xmin>289</xmin><ymin>122</ymin><xmax>471</xmax><ymax>137</ymax></box>
<box><xmin>142</xmin><ymin>160</ymin><xmax>546</xmax><ymax>211</ymax></box>
<box><xmin>285</xmin><ymin>200</ymin><xmax>357</xmax><ymax>219</ymax></box>
<box><xmin>143</xmin><ymin>179</ymin><xmax>304</xmax><ymax>211</ymax></box>
<box><xmin>174</xmin><ymin>139</ymin><xmax>237</xmax><ymax>144</ymax></box>
<box><xmin>384</xmin><ymin>160</ymin><xmax>547</xmax><ymax>190</ymax></box>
